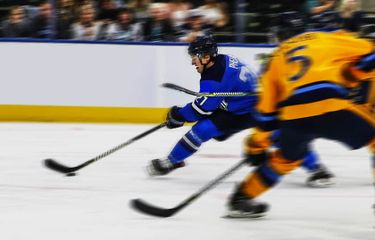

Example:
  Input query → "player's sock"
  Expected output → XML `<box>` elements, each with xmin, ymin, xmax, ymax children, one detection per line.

<box><xmin>167</xmin><ymin>129</ymin><xmax>204</xmax><ymax>165</ymax></box>
<box><xmin>301</xmin><ymin>150</ymin><xmax>320</xmax><ymax>172</ymax></box>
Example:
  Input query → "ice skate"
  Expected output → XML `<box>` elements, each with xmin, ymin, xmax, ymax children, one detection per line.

<box><xmin>306</xmin><ymin>165</ymin><xmax>335</xmax><ymax>188</ymax></box>
<box><xmin>147</xmin><ymin>158</ymin><xmax>185</xmax><ymax>176</ymax></box>
<box><xmin>225</xmin><ymin>186</ymin><xmax>269</xmax><ymax>218</ymax></box>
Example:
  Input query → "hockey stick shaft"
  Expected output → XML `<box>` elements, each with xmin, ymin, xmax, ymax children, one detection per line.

<box><xmin>44</xmin><ymin>122</ymin><xmax>166</xmax><ymax>174</ymax></box>
<box><xmin>162</xmin><ymin>83</ymin><xmax>256</xmax><ymax>97</ymax></box>
<box><xmin>130</xmin><ymin>158</ymin><xmax>247</xmax><ymax>217</ymax></box>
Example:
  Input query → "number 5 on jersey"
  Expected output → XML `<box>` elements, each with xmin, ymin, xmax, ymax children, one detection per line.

<box><xmin>286</xmin><ymin>45</ymin><xmax>311</xmax><ymax>82</ymax></box>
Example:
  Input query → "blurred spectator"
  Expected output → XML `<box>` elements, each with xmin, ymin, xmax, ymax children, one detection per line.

<box><xmin>77</xmin><ymin>0</ymin><xmax>97</xmax><ymax>7</ymax></box>
<box><xmin>178</xmin><ymin>9</ymin><xmax>210</xmax><ymax>42</ymax></box>
<box><xmin>306</xmin><ymin>0</ymin><xmax>336</xmax><ymax>14</ymax></box>
<box><xmin>309</xmin><ymin>10</ymin><xmax>341</xmax><ymax>30</ymax></box>
<box><xmin>274</xmin><ymin>11</ymin><xmax>306</xmax><ymax>43</ymax></box>
<box><xmin>128</xmin><ymin>0</ymin><xmax>151</xmax><ymax>23</ymax></box>
<box><xmin>168</xmin><ymin>0</ymin><xmax>192</xmax><ymax>31</ymax></box>
<box><xmin>97</xmin><ymin>0</ymin><xmax>118</xmax><ymax>21</ymax></box>
<box><xmin>281</xmin><ymin>0</ymin><xmax>308</xmax><ymax>12</ymax></box>
<box><xmin>30</xmin><ymin>1</ymin><xmax>54</xmax><ymax>38</ymax></box>
<box><xmin>105</xmin><ymin>8</ymin><xmax>143</xmax><ymax>41</ymax></box>
<box><xmin>305</xmin><ymin>0</ymin><xmax>340</xmax><ymax>30</ymax></box>
<box><xmin>197</xmin><ymin>0</ymin><xmax>228</xmax><ymax>30</ymax></box>
<box><xmin>1</xmin><ymin>6</ymin><xmax>31</xmax><ymax>38</ymax></box>
<box><xmin>71</xmin><ymin>4</ymin><xmax>102</xmax><ymax>40</ymax></box>
<box><xmin>56</xmin><ymin>0</ymin><xmax>77</xmax><ymax>39</ymax></box>
<box><xmin>339</xmin><ymin>0</ymin><xmax>363</xmax><ymax>32</ymax></box>
<box><xmin>143</xmin><ymin>2</ymin><xmax>175</xmax><ymax>41</ymax></box>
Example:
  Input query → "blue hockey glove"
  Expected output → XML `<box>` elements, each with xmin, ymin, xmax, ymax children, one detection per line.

<box><xmin>166</xmin><ymin>106</ymin><xmax>185</xmax><ymax>129</ymax></box>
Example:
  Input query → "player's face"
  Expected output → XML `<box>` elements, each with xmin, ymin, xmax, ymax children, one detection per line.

<box><xmin>190</xmin><ymin>55</ymin><xmax>210</xmax><ymax>73</ymax></box>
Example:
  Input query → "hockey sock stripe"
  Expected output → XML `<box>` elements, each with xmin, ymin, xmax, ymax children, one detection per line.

<box><xmin>258</xmin><ymin>164</ymin><xmax>281</xmax><ymax>186</ymax></box>
<box><xmin>182</xmin><ymin>136</ymin><xmax>200</xmax><ymax>151</ymax></box>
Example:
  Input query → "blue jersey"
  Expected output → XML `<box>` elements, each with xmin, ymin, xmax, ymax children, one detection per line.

<box><xmin>179</xmin><ymin>54</ymin><xmax>258</xmax><ymax>122</ymax></box>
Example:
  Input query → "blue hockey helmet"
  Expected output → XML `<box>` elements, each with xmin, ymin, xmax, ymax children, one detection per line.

<box><xmin>188</xmin><ymin>36</ymin><xmax>218</xmax><ymax>58</ymax></box>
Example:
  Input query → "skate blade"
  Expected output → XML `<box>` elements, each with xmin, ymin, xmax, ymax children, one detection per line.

<box><xmin>306</xmin><ymin>179</ymin><xmax>335</xmax><ymax>188</ymax></box>
<box><xmin>222</xmin><ymin>210</ymin><xmax>266</xmax><ymax>219</ymax></box>
<box><xmin>146</xmin><ymin>165</ymin><xmax>159</xmax><ymax>177</ymax></box>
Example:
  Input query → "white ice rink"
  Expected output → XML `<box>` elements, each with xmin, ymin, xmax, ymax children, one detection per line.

<box><xmin>0</xmin><ymin>123</ymin><xmax>374</xmax><ymax>240</ymax></box>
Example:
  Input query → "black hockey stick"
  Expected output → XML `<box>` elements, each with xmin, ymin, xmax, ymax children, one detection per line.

<box><xmin>162</xmin><ymin>83</ymin><xmax>256</xmax><ymax>97</ymax></box>
<box><xmin>44</xmin><ymin>122</ymin><xmax>166</xmax><ymax>175</ymax></box>
<box><xmin>130</xmin><ymin>158</ymin><xmax>247</xmax><ymax>217</ymax></box>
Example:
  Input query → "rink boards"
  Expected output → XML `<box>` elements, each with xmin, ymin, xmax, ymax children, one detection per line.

<box><xmin>0</xmin><ymin>40</ymin><xmax>274</xmax><ymax>123</ymax></box>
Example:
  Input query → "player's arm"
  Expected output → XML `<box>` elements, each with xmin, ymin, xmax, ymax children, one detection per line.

<box><xmin>343</xmin><ymin>52</ymin><xmax>375</xmax><ymax>82</ymax></box>
<box><xmin>356</xmin><ymin>52</ymin><xmax>375</xmax><ymax>72</ymax></box>
<box><xmin>174</xmin><ymin>80</ymin><xmax>224</xmax><ymax>122</ymax></box>
<box><xmin>339</xmin><ymin>37</ymin><xmax>375</xmax><ymax>81</ymax></box>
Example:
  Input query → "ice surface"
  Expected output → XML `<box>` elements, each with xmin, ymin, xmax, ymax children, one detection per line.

<box><xmin>0</xmin><ymin>123</ymin><xmax>373</xmax><ymax>240</ymax></box>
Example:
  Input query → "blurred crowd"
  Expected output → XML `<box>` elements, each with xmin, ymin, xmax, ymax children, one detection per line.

<box><xmin>0</xmin><ymin>0</ymin><xmax>230</xmax><ymax>42</ymax></box>
<box><xmin>0</xmin><ymin>0</ymin><xmax>374</xmax><ymax>43</ymax></box>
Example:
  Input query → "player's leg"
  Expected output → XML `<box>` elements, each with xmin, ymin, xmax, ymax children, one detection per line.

<box><xmin>243</xmin><ymin>128</ymin><xmax>273</xmax><ymax>166</ymax></box>
<box><xmin>147</xmin><ymin>118</ymin><xmax>222</xmax><ymax>176</ymax></box>
<box><xmin>227</xmin><ymin>123</ymin><xmax>310</xmax><ymax>218</ymax></box>
<box><xmin>244</xmin><ymin>128</ymin><xmax>335</xmax><ymax>187</ymax></box>
<box><xmin>227</xmin><ymin>108</ymin><xmax>375</xmax><ymax>218</ymax></box>
<box><xmin>148</xmin><ymin>110</ymin><xmax>256</xmax><ymax>176</ymax></box>
<box><xmin>303</xmin><ymin>150</ymin><xmax>335</xmax><ymax>187</ymax></box>
<box><xmin>227</xmin><ymin>150</ymin><xmax>303</xmax><ymax>218</ymax></box>
<box><xmin>270</xmin><ymin>130</ymin><xmax>335</xmax><ymax>187</ymax></box>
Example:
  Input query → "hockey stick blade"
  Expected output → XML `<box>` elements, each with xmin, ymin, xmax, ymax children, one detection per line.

<box><xmin>130</xmin><ymin>198</ymin><xmax>185</xmax><ymax>218</ymax></box>
<box><xmin>130</xmin><ymin>159</ymin><xmax>246</xmax><ymax>218</ymax></box>
<box><xmin>43</xmin><ymin>158</ymin><xmax>79</xmax><ymax>174</ymax></box>
<box><xmin>43</xmin><ymin>123</ymin><xmax>166</xmax><ymax>175</ymax></box>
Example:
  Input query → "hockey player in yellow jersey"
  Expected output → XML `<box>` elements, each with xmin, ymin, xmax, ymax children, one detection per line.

<box><xmin>244</xmin><ymin>52</ymin><xmax>335</xmax><ymax>188</ymax></box>
<box><xmin>258</xmin><ymin>30</ymin><xmax>374</xmax><ymax>121</ymax></box>
<box><xmin>226</xmin><ymin>11</ymin><xmax>375</xmax><ymax>218</ymax></box>
<box><xmin>243</xmin><ymin>79</ymin><xmax>375</xmax><ymax>189</ymax></box>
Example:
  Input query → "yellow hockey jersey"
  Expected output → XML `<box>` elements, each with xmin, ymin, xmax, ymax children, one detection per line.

<box><xmin>257</xmin><ymin>30</ymin><xmax>375</xmax><ymax>120</ymax></box>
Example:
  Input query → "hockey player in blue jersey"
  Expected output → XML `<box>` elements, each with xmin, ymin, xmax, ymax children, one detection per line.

<box><xmin>147</xmin><ymin>36</ymin><xmax>260</xmax><ymax>176</ymax></box>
